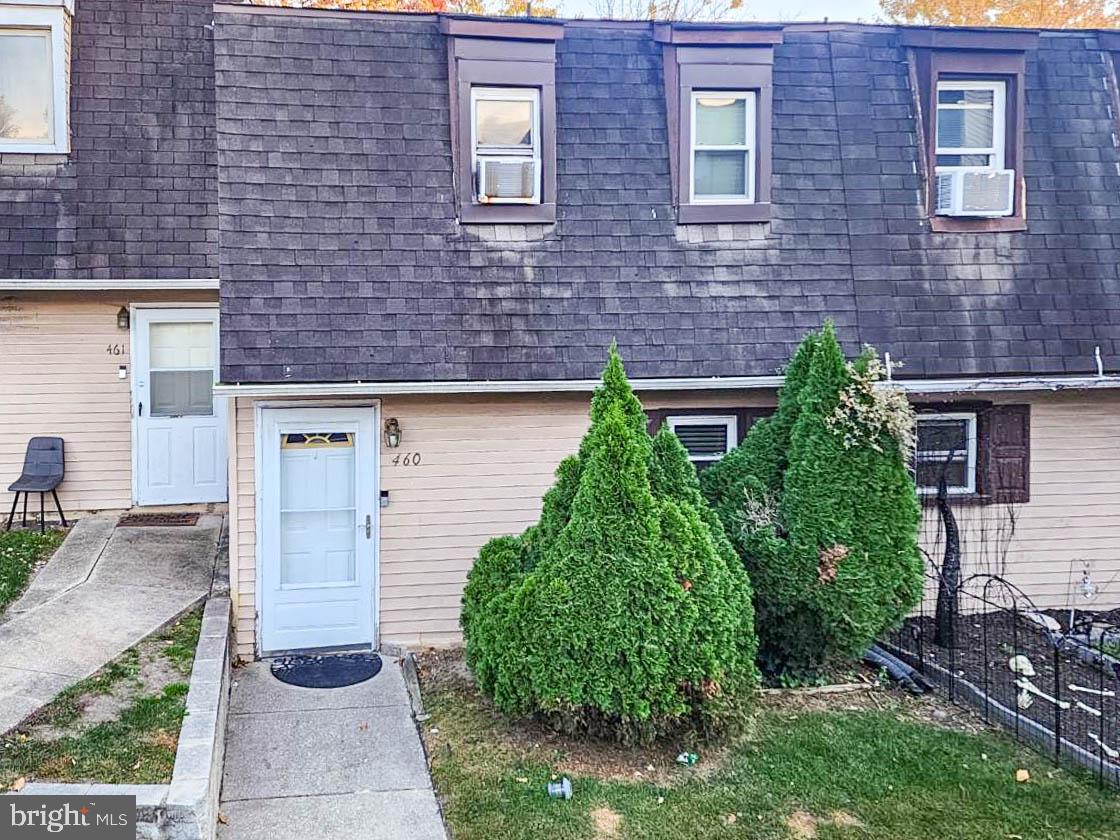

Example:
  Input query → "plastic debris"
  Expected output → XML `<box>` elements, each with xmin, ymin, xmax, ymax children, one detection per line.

<box><xmin>1016</xmin><ymin>689</ymin><xmax>1034</xmax><ymax>710</ymax></box>
<box><xmin>547</xmin><ymin>777</ymin><xmax>573</xmax><ymax>800</ymax></box>
<box><xmin>1008</xmin><ymin>655</ymin><xmax>1036</xmax><ymax>677</ymax></box>
<box><xmin>675</xmin><ymin>752</ymin><xmax>698</xmax><ymax>766</ymax></box>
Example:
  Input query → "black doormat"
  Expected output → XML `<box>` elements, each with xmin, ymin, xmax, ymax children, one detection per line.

<box><xmin>270</xmin><ymin>652</ymin><xmax>382</xmax><ymax>689</ymax></box>
<box><xmin>118</xmin><ymin>512</ymin><xmax>200</xmax><ymax>527</ymax></box>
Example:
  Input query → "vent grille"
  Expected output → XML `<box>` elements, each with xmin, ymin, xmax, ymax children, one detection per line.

<box><xmin>673</xmin><ymin>423</ymin><xmax>730</xmax><ymax>458</ymax></box>
<box><xmin>477</xmin><ymin>158</ymin><xmax>539</xmax><ymax>203</ymax></box>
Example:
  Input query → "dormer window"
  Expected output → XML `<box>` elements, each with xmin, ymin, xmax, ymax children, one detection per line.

<box><xmin>471</xmin><ymin>87</ymin><xmax>541</xmax><ymax>205</ymax></box>
<box><xmin>933</xmin><ymin>80</ymin><xmax>1013</xmax><ymax>218</ymax></box>
<box><xmin>902</xmin><ymin>27</ymin><xmax>1036</xmax><ymax>232</ymax></box>
<box><xmin>654</xmin><ymin>23</ymin><xmax>783</xmax><ymax>224</ymax></box>
<box><xmin>690</xmin><ymin>91</ymin><xmax>756</xmax><ymax>205</ymax></box>
<box><xmin>0</xmin><ymin>1</ymin><xmax>70</xmax><ymax>154</ymax></box>
<box><xmin>441</xmin><ymin>15</ymin><xmax>562</xmax><ymax>224</ymax></box>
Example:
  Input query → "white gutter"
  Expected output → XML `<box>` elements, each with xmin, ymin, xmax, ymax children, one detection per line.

<box><xmin>214</xmin><ymin>372</ymin><xmax>1120</xmax><ymax>398</ymax></box>
<box><xmin>0</xmin><ymin>278</ymin><xmax>220</xmax><ymax>291</ymax></box>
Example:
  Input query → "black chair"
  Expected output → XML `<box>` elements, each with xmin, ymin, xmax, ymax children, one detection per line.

<box><xmin>6</xmin><ymin>437</ymin><xmax>67</xmax><ymax>533</ymax></box>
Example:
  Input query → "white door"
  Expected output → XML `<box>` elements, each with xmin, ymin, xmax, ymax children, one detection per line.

<box><xmin>259</xmin><ymin>407</ymin><xmax>378</xmax><ymax>654</ymax></box>
<box><xmin>133</xmin><ymin>308</ymin><xmax>228</xmax><ymax>506</ymax></box>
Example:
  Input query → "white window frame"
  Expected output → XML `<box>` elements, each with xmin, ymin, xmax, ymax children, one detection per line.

<box><xmin>470</xmin><ymin>86</ymin><xmax>541</xmax><ymax>204</ymax></box>
<box><xmin>689</xmin><ymin>90</ymin><xmax>756</xmax><ymax>205</ymax></box>
<box><xmin>0</xmin><ymin>3</ymin><xmax>70</xmax><ymax>154</ymax></box>
<box><xmin>666</xmin><ymin>414</ymin><xmax>738</xmax><ymax>467</ymax></box>
<box><xmin>915</xmin><ymin>412</ymin><xmax>978</xmax><ymax>496</ymax></box>
<box><xmin>934</xmin><ymin>79</ymin><xmax>1006</xmax><ymax>174</ymax></box>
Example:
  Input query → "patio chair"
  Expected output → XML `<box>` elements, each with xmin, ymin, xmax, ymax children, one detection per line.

<box><xmin>6</xmin><ymin>437</ymin><xmax>67</xmax><ymax>533</ymax></box>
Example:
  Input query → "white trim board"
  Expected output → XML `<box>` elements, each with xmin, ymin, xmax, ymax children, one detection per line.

<box><xmin>0</xmin><ymin>278</ymin><xmax>220</xmax><ymax>291</ymax></box>
<box><xmin>215</xmin><ymin>373</ymin><xmax>1120</xmax><ymax>398</ymax></box>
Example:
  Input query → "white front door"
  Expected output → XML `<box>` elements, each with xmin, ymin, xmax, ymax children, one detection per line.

<box><xmin>133</xmin><ymin>308</ymin><xmax>228</xmax><ymax>506</ymax></box>
<box><xmin>259</xmin><ymin>407</ymin><xmax>378</xmax><ymax>654</ymax></box>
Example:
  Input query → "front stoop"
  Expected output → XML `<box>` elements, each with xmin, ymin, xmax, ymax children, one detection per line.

<box><xmin>15</xmin><ymin>596</ymin><xmax>233</xmax><ymax>840</ymax></box>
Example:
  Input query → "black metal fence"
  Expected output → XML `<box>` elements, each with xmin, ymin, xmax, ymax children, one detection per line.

<box><xmin>879</xmin><ymin>568</ymin><xmax>1120</xmax><ymax>789</ymax></box>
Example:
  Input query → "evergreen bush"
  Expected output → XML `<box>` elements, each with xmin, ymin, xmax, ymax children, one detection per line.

<box><xmin>701</xmin><ymin>323</ymin><xmax>923</xmax><ymax>678</ymax></box>
<box><xmin>461</xmin><ymin>347</ymin><xmax>759</xmax><ymax>742</ymax></box>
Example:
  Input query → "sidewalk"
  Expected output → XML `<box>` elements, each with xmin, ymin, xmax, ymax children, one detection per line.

<box><xmin>218</xmin><ymin>659</ymin><xmax>447</xmax><ymax>840</ymax></box>
<box><xmin>0</xmin><ymin>514</ymin><xmax>223</xmax><ymax>733</ymax></box>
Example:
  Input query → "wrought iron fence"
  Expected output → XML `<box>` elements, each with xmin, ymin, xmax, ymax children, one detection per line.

<box><xmin>879</xmin><ymin>568</ymin><xmax>1120</xmax><ymax>789</ymax></box>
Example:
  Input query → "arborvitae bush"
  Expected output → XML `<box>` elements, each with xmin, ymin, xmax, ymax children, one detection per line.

<box><xmin>701</xmin><ymin>324</ymin><xmax>923</xmax><ymax>679</ymax></box>
<box><xmin>461</xmin><ymin>348</ymin><xmax>759</xmax><ymax>742</ymax></box>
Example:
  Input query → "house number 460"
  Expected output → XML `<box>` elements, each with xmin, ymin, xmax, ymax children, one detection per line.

<box><xmin>392</xmin><ymin>452</ymin><xmax>422</xmax><ymax>467</ymax></box>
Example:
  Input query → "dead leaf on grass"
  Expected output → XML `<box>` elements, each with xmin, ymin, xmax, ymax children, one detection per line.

<box><xmin>786</xmin><ymin>810</ymin><xmax>818</xmax><ymax>839</ymax></box>
<box><xmin>149</xmin><ymin>729</ymin><xmax>179</xmax><ymax>751</ymax></box>
<box><xmin>591</xmin><ymin>806</ymin><xmax>622</xmax><ymax>838</ymax></box>
<box><xmin>829</xmin><ymin>811</ymin><xmax>865</xmax><ymax>829</ymax></box>
<box><xmin>9</xmin><ymin>777</ymin><xmax>26</xmax><ymax>792</ymax></box>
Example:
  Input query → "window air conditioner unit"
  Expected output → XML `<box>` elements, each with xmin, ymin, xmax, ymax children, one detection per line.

<box><xmin>935</xmin><ymin>169</ymin><xmax>1015</xmax><ymax>217</ymax></box>
<box><xmin>476</xmin><ymin>157</ymin><xmax>540</xmax><ymax>204</ymax></box>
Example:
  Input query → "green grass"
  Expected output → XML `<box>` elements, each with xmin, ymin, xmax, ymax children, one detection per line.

<box><xmin>0</xmin><ymin>606</ymin><xmax>203</xmax><ymax>786</ymax></box>
<box><xmin>425</xmin><ymin>686</ymin><xmax>1120</xmax><ymax>840</ymax></box>
<box><xmin>0</xmin><ymin>529</ymin><xmax>64</xmax><ymax>613</ymax></box>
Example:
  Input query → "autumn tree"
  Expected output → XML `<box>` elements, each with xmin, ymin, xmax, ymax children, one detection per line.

<box><xmin>881</xmin><ymin>0</ymin><xmax>1120</xmax><ymax>28</ymax></box>
<box><xmin>594</xmin><ymin>0</ymin><xmax>744</xmax><ymax>20</ymax></box>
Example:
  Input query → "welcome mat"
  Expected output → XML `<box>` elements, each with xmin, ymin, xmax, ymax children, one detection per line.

<box><xmin>271</xmin><ymin>652</ymin><xmax>383</xmax><ymax>689</ymax></box>
<box><xmin>118</xmin><ymin>512</ymin><xmax>201</xmax><ymax>527</ymax></box>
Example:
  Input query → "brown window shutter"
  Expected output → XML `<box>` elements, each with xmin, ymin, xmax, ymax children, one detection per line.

<box><xmin>982</xmin><ymin>404</ymin><xmax>1031</xmax><ymax>504</ymax></box>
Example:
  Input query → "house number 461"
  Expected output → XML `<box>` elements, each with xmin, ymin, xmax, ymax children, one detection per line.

<box><xmin>392</xmin><ymin>453</ymin><xmax>422</xmax><ymax>467</ymax></box>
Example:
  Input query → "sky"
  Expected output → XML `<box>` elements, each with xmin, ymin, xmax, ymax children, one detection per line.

<box><xmin>560</xmin><ymin>0</ymin><xmax>886</xmax><ymax>22</ymax></box>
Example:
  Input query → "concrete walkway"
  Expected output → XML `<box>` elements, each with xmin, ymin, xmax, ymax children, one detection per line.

<box><xmin>0</xmin><ymin>513</ymin><xmax>223</xmax><ymax>733</ymax></box>
<box><xmin>219</xmin><ymin>660</ymin><xmax>447</xmax><ymax>840</ymax></box>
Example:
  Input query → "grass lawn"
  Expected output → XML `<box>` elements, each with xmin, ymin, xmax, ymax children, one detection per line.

<box><xmin>0</xmin><ymin>606</ymin><xmax>203</xmax><ymax>787</ymax></box>
<box><xmin>0</xmin><ymin>529</ymin><xmax>65</xmax><ymax>614</ymax></box>
<box><xmin>420</xmin><ymin>653</ymin><xmax>1119</xmax><ymax>840</ymax></box>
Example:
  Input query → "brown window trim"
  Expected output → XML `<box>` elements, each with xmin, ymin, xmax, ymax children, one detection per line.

<box><xmin>1101</xmin><ymin>32</ymin><xmax>1120</xmax><ymax>136</ymax></box>
<box><xmin>656</xmin><ymin>25</ymin><xmax>783</xmax><ymax>225</ymax></box>
<box><xmin>441</xmin><ymin>15</ymin><xmax>564</xmax><ymax>225</ymax></box>
<box><xmin>904</xmin><ymin>29</ymin><xmax>1038</xmax><ymax>233</ymax></box>
<box><xmin>913</xmin><ymin>401</ymin><xmax>1030</xmax><ymax>505</ymax></box>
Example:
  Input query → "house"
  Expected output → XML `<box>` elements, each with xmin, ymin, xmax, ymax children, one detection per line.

<box><xmin>3</xmin><ymin>0</ymin><xmax>1120</xmax><ymax>660</ymax></box>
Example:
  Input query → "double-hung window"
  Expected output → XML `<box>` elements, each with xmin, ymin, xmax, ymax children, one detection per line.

<box><xmin>935</xmin><ymin>80</ymin><xmax>1005</xmax><ymax>170</ymax></box>
<box><xmin>914</xmin><ymin>412</ymin><xmax>978</xmax><ymax>496</ymax></box>
<box><xmin>0</xmin><ymin>2</ymin><xmax>70</xmax><ymax>154</ymax></box>
<box><xmin>470</xmin><ymin>87</ymin><xmax>541</xmax><ymax>206</ymax></box>
<box><xmin>933</xmin><ymin>79</ymin><xmax>1013</xmax><ymax>217</ymax></box>
<box><xmin>666</xmin><ymin>414</ymin><xmax>738</xmax><ymax>470</ymax></box>
<box><xmin>690</xmin><ymin>91</ymin><xmax>756</xmax><ymax>205</ymax></box>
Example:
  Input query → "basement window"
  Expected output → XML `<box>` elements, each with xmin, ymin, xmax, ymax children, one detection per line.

<box><xmin>666</xmin><ymin>414</ymin><xmax>738</xmax><ymax>469</ymax></box>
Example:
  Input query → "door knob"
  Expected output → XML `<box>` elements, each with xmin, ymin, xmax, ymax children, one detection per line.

<box><xmin>365</xmin><ymin>515</ymin><xmax>372</xmax><ymax>539</ymax></box>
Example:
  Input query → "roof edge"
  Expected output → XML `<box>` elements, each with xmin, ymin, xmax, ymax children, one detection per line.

<box><xmin>214</xmin><ymin>373</ymin><xmax>1120</xmax><ymax>398</ymax></box>
<box><xmin>0</xmin><ymin>278</ymin><xmax>220</xmax><ymax>291</ymax></box>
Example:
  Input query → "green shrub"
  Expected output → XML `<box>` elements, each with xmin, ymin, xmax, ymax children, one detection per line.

<box><xmin>702</xmin><ymin>323</ymin><xmax>923</xmax><ymax>678</ymax></box>
<box><xmin>462</xmin><ymin>347</ymin><xmax>759</xmax><ymax>742</ymax></box>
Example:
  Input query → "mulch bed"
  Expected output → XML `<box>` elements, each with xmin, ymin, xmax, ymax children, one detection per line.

<box><xmin>117</xmin><ymin>512</ymin><xmax>200</xmax><ymax>527</ymax></box>
<box><xmin>885</xmin><ymin>609</ymin><xmax>1120</xmax><ymax>776</ymax></box>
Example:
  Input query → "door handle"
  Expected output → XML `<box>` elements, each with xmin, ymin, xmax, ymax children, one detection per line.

<box><xmin>138</xmin><ymin>401</ymin><xmax>143</xmax><ymax>417</ymax></box>
<box><xmin>365</xmin><ymin>515</ymin><xmax>372</xmax><ymax>539</ymax></box>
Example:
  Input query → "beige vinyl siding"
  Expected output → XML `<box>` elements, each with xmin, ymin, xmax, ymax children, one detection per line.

<box><xmin>228</xmin><ymin>388</ymin><xmax>1120</xmax><ymax>659</ymax></box>
<box><xmin>0</xmin><ymin>291</ymin><xmax>217</xmax><ymax>514</ymax></box>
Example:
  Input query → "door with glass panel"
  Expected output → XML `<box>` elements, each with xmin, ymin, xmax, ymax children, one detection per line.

<box><xmin>133</xmin><ymin>309</ymin><xmax>227</xmax><ymax>505</ymax></box>
<box><xmin>259</xmin><ymin>407</ymin><xmax>377</xmax><ymax>653</ymax></box>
